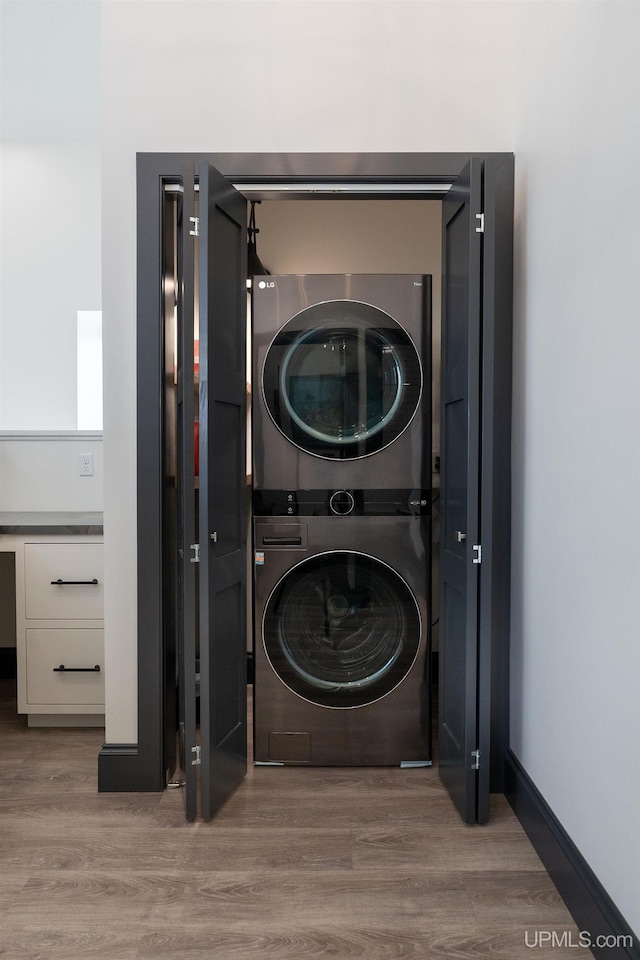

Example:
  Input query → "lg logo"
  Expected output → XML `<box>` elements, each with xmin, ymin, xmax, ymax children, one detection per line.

<box><xmin>258</xmin><ymin>281</ymin><xmax>275</xmax><ymax>289</ymax></box>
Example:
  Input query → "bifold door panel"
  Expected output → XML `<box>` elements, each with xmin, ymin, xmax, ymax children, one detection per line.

<box><xmin>176</xmin><ymin>161</ymin><xmax>248</xmax><ymax>821</ymax></box>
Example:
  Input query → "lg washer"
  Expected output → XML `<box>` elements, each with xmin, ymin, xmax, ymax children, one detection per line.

<box><xmin>253</xmin><ymin>511</ymin><xmax>431</xmax><ymax>766</ymax></box>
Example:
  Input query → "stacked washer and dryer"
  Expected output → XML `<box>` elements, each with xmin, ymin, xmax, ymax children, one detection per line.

<box><xmin>252</xmin><ymin>274</ymin><xmax>432</xmax><ymax>766</ymax></box>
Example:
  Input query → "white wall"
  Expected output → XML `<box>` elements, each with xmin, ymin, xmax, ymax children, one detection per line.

<box><xmin>0</xmin><ymin>144</ymin><xmax>102</xmax><ymax>428</ymax></box>
<box><xmin>100</xmin><ymin>0</ymin><xmax>514</xmax><ymax>745</ymax></box>
<box><xmin>511</xmin><ymin>1</ymin><xmax>640</xmax><ymax>935</ymax></box>
<box><xmin>0</xmin><ymin>0</ymin><xmax>100</xmax><ymax>142</ymax></box>
<box><xmin>0</xmin><ymin>0</ymin><xmax>101</xmax><ymax>429</ymax></box>
<box><xmin>0</xmin><ymin>434</ymin><xmax>103</xmax><ymax>512</ymax></box>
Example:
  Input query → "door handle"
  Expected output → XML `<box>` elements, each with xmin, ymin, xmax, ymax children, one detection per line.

<box><xmin>53</xmin><ymin>664</ymin><xmax>101</xmax><ymax>673</ymax></box>
<box><xmin>51</xmin><ymin>578</ymin><xmax>99</xmax><ymax>585</ymax></box>
<box><xmin>455</xmin><ymin>531</ymin><xmax>467</xmax><ymax>542</ymax></box>
<box><xmin>262</xmin><ymin>537</ymin><xmax>302</xmax><ymax>546</ymax></box>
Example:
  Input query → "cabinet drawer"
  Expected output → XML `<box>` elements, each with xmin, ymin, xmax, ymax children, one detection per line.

<box><xmin>25</xmin><ymin>543</ymin><xmax>103</xmax><ymax>620</ymax></box>
<box><xmin>26</xmin><ymin>628</ymin><xmax>104</xmax><ymax>705</ymax></box>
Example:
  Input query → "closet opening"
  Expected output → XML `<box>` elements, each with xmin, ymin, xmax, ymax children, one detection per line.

<box><xmin>104</xmin><ymin>152</ymin><xmax>512</xmax><ymax>830</ymax></box>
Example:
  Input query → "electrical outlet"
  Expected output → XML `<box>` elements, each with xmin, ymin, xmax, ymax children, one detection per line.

<box><xmin>79</xmin><ymin>453</ymin><xmax>94</xmax><ymax>476</ymax></box>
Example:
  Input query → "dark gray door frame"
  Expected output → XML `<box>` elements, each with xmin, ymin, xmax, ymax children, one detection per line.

<box><xmin>97</xmin><ymin>152</ymin><xmax>513</xmax><ymax>797</ymax></box>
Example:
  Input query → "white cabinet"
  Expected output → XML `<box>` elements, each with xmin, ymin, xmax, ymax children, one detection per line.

<box><xmin>26</xmin><ymin>629</ymin><xmax>104</xmax><ymax>705</ymax></box>
<box><xmin>24</xmin><ymin>543</ymin><xmax>104</xmax><ymax>620</ymax></box>
<box><xmin>11</xmin><ymin>536</ymin><xmax>105</xmax><ymax>725</ymax></box>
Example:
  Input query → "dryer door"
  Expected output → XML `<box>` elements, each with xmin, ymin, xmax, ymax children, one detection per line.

<box><xmin>263</xmin><ymin>551</ymin><xmax>422</xmax><ymax>708</ymax></box>
<box><xmin>262</xmin><ymin>301</ymin><xmax>422</xmax><ymax>459</ymax></box>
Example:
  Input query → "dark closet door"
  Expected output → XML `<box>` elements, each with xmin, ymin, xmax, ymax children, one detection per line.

<box><xmin>177</xmin><ymin>163</ymin><xmax>198</xmax><ymax>820</ymax></box>
<box><xmin>197</xmin><ymin>161</ymin><xmax>248</xmax><ymax>820</ymax></box>
<box><xmin>439</xmin><ymin>157</ymin><xmax>488</xmax><ymax>824</ymax></box>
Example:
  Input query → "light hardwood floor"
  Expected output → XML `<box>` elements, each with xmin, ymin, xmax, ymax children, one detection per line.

<box><xmin>0</xmin><ymin>679</ymin><xmax>590</xmax><ymax>959</ymax></box>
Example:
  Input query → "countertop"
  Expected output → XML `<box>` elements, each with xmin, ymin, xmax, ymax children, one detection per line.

<box><xmin>0</xmin><ymin>512</ymin><xmax>103</xmax><ymax>535</ymax></box>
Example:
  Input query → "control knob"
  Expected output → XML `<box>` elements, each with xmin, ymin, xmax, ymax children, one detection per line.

<box><xmin>329</xmin><ymin>490</ymin><xmax>355</xmax><ymax>516</ymax></box>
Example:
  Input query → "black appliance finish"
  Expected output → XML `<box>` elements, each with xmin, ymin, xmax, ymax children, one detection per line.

<box><xmin>253</xmin><ymin>487</ymin><xmax>430</xmax><ymax>518</ymax></box>
<box><xmin>253</xmin><ymin>514</ymin><xmax>431</xmax><ymax>766</ymax></box>
<box><xmin>253</xmin><ymin>274</ymin><xmax>431</xmax><ymax>492</ymax></box>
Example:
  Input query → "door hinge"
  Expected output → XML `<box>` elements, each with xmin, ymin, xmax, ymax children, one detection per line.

<box><xmin>189</xmin><ymin>216</ymin><xmax>199</xmax><ymax>237</ymax></box>
<box><xmin>471</xmin><ymin>749</ymin><xmax>480</xmax><ymax>770</ymax></box>
<box><xmin>191</xmin><ymin>745</ymin><xmax>202</xmax><ymax>766</ymax></box>
<box><xmin>475</xmin><ymin>213</ymin><xmax>485</xmax><ymax>234</ymax></box>
<box><xmin>189</xmin><ymin>543</ymin><xmax>200</xmax><ymax>563</ymax></box>
<box><xmin>472</xmin><ymin>544</ymin><xmax>482</xmax><ymax>564</ymax></box>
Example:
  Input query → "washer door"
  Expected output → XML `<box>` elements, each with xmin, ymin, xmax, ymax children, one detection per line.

<box><xmin>262</xmin><ymin>300</ymin><xmax>422</xmax><ymax>459</ymax></box>
<box><xmin>263</xmin><ymin>551</ymin><xmax>422</xmax><ymax>708</ymax></box>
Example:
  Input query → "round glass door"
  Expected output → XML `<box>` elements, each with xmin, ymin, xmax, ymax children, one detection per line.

<box><xmin>263</xmin><ymin>551</ymin><xmax>422</xmax><ymax>708</ymax></box>
<box><xmin>262</xmin><ymin>300</ymin><xmax>422</xmax><ymax>459</ymax></box>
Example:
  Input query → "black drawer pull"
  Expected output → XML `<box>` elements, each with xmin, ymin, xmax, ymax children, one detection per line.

<box><xmin>50</xmin><ymin>578</ymin><xmax>99</xmax><ymax>585</ymax></box>
<box><xmin>53</xmin><ymin>664</ymin><xmax>101</xmax><ymax>673</ymax></box>
<box><xmin>262</xmin><ymin>537</ymin><xmax>302</xmax><ymax>546</ymax></box>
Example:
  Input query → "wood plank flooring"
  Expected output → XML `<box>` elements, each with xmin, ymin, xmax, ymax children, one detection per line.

<box><xmin>0</xmin><ymin>680</ymin><xmax>590</xmax><ymax>959</ymax></box>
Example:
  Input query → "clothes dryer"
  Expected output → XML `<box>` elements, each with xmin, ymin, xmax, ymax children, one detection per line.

<box><xmin>253</xmin><ymin>512</ymin><xmax>431</xmax><ymax>766</ymax></box>
<box><xmin>252</xmin><ymin>274</ymin><xmax>431</xmax><ymax>493</ymax></box>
